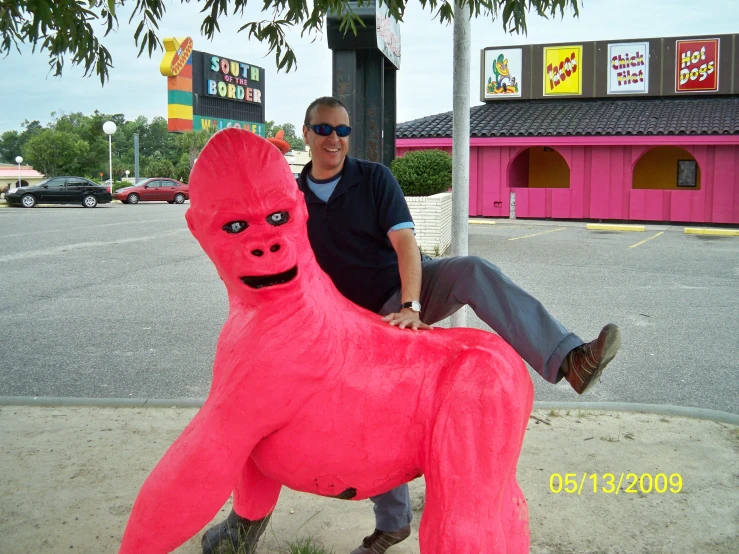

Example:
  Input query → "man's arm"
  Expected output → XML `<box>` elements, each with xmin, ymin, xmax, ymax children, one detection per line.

<box><xmin>384</xmin><ymin>228</ymin><xmax>431</xmax><ymax>331</ymax></box>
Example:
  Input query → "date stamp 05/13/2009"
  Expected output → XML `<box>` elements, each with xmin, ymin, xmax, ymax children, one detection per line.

<box><xmin>549</xmin><ymin>473</ymin><xmax>683</xmax><ymax>495</ymax></box>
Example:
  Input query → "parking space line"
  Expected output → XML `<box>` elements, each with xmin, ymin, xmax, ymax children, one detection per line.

<box><xmin>469</xmin><ymin>219</ymin><xmax>496</xmax><ymax>225</ymax></box>
<box><xmin>509</xmin><ymin>228</ymin><xmax>567</xmax><ymax>241</ymax></box>
<box><xmin>629</xmin><ymin>231</ymin><xmax>665</xmax><ymax>249</ymax></box>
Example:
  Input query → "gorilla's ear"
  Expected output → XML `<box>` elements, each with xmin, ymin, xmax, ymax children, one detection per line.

<box><xmin>185</xmin><ymin>209</ymin><xmax>197</xmax><ymax>235</ymax></box>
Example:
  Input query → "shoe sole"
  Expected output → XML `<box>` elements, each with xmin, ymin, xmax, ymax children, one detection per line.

<box><xmin>579</xmin><ymin>324</ymin><xmax>622</xmax><ymax>394</ymax></box>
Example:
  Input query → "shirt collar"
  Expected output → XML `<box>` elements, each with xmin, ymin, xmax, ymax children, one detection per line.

<box><xmin>298</xmin><ymin>156</ymin><xmax>363</xmax><ymax>203</ymax></box>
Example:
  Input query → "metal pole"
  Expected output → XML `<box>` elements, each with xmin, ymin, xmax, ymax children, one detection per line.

<box><xmin>17</xmin><ymin>162</ymin><xmax>21</xmax><ymax>188</ymax></box>
<box><xmin>134</xmin><ymin>133</ymin><xmax>140</xmax><ymax>183</ymax></box>
<box><xmin>108</xmin><ymin>135</ymin><xmax>113</xmax><ymax>193</ymax></box>
<box><xmin>450</xmin><ymin>0</ymin><xmax>471</xmax><ymax>328</ymax></box>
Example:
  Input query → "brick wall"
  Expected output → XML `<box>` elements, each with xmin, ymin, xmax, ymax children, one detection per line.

<box><xmin>405</xmin><ymin>192</ymin><xmax>452</xmax><ymax>255</ymax></box>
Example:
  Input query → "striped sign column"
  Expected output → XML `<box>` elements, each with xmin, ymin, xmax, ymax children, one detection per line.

<box><xmin>168</xmin><ymin>56</ymin><xmax>193</xmax><ymax>132</ymax></box>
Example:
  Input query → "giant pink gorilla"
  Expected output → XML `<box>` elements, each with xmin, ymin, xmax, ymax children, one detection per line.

<box><xmin>119</xmin><ymin>128</ymin><xmax>534</xmax><ymax>553</ymax></box>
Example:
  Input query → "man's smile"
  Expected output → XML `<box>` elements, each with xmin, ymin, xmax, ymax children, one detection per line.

<box><xmin>240</xmin><ymin>266</ymin><xmax>298</xmax><ymax>289</ymax></box>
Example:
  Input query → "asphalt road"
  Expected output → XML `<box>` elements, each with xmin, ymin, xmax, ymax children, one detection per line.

<box><xmin>1</xmin><ymin>203</ymin><xmax>737</xmax><ymax>414</ymax></box>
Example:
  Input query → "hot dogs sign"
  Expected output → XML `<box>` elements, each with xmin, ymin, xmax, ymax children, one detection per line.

<box><xmin>676</xmin><ymin>39</ymin><xmax>719</xmax><ymax>92</ymax></box>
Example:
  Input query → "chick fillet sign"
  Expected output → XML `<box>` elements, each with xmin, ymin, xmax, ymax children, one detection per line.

<box><xmin>544</xmin><ymin>46</ymin><xmax>583</xmax><ymax>95</ymax></box>
<box><xmin>676</xmin><ymin>39</ymin><xmax>719</xmax><ymax>92</ymax></box>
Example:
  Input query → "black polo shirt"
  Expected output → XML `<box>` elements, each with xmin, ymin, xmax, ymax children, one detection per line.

<box><xmin>297</xmin><ymin>157</ymin><xmax>413</xmax><ymax>313</ymax></box>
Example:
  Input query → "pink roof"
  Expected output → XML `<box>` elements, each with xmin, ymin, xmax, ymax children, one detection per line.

<box><xmin>0</xmin><ymin>164</ymin><xmax>45</xmax><ymax>178</ymax></box>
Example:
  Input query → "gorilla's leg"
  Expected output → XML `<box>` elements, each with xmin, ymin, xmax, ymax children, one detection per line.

<box><xmin>418</xmin><ymin>348</ymin><xmax>532</xmax><ymax>553</ymax></box>
<box><xmin>202</xmin><ymin>456</ymin><xmax>281</xmax><ymax>554</ymax></box>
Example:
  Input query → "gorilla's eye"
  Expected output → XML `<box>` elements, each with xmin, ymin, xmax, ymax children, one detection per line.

<box><xmin>267</xmin><ymin>211</ymin><xmax>290</xmax><ymax>226</ymax></box>
<box><xmin>222</xmin><ymin>221</ymin><xmax>248</xmax><ymax>234</ymax></box>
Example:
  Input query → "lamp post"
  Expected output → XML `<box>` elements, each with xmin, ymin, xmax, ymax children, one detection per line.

<box><xmin>15</xmin><ymin>155</ymin><xmax>23</xmax><ymax>188</ymax></box>
<box><xmin>125</xmin><ymin>170</ymin><xmax>130</xmax><ymax>183</ymax></box>
<box><xmin>103</xmin><ymin>121</ymin><xmax>117</xmax><ymax>193</ymax></box>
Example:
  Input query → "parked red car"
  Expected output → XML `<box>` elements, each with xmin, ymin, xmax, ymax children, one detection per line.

<box><xmin>114</xmin><ymin>178</ymin><xmax>189</xmax><ymax>204</ymax></box>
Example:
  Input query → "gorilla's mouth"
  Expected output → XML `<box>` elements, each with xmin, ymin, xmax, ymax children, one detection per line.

<box><xmin>240</xmin><ymin>266</ymin><xmax>298</xmax><ymax>289</ymax></box>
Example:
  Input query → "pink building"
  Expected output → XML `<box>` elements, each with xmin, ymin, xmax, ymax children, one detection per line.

<box><xmin>396</xmin><ymin>35</ymin><xmax>739</xmax><ymax>225</ymax></box>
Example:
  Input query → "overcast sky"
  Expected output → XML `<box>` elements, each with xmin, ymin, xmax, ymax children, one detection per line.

<box><xmin>0</xmin><ymin>0</ymin><xmax>736</xmax><ymax>135</ymax></box>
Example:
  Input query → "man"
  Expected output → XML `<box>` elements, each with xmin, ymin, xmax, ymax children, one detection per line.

<box><xmin>202</xmin><ymin>96</ymin><xmax>621</xmax><ymax>554</ymax></box>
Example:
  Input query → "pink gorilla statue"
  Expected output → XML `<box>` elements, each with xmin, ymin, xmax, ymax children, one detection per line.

<box><xmin>119</xmin><ymin>129</ymin><xmax>534</xmax><ymax>553</ymax></box>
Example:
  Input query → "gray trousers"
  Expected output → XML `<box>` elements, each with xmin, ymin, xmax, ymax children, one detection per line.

<box><xmin>370</xmin><ymin>255</ymin><xmax>583</xmax><ymax>531</ymax></box>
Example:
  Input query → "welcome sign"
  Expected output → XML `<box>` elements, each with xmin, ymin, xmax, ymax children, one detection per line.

<box><xmin>543</xmin><ymin>46</ymin><xmax>582</xmax><ymax>95</ymax></box>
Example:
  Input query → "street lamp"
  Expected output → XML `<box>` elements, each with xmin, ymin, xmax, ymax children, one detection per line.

<box><xmin>125</xmin><ymin>170</ymin><xmax>130</xmax><ymax>179</ymax></box>
<box><xmin>103</xmin><ymin>121</ymin><xmax>117</xmax><ymax>193</ymax></box>
<box><xmin>15</xmin><ymin>155</ymin><xmax>23</xmax><ymax>188</ymax></box>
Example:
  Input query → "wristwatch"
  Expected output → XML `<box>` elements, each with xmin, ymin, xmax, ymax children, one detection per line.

<box><xmin>400</xmin><ymin>301</ymin><xmax>422</xmax><ymax>313</ymax></box>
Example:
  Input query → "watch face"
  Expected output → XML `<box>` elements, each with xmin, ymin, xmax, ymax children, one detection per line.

<box><xmin>411</xmin><ymin>301</ymin><xmax>421</xmax><ymax>312</ymax></box>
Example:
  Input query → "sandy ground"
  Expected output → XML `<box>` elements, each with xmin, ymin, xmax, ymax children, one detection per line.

<box><xmin>1</xmin><ymin>406</ymin><xmax>737</xmax><ymax>554</ymax></box>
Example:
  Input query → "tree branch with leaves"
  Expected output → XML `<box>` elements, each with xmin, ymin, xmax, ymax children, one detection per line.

<box><xmin>1</xmin><ymin>0</ymin><xmax>578</xmax><ymax>84</ymax></box>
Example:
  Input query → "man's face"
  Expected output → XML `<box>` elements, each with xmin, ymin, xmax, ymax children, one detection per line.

<box><xmin>303</xmin><ymin>104</ymin><xmax>350</xmax><ymax>176</ymax></box>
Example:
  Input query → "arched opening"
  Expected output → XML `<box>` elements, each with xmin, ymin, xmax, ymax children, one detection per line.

<box><xmin>508</xmin><ymin>146</ymin><xmax>570</xmax><ymax>188</ymax></box>
<box><xmin>632</xmin><ymin>146</ymin><xmax>701</xmax><ymax>190</ymax></box>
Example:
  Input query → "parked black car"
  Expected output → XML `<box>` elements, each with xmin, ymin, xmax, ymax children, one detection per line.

<box><xmin>6</xmin><ymin>177</ymin><xmax>113</xmax><ymax>208</ymax></box>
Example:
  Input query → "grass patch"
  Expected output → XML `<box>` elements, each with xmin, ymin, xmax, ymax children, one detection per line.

<box><xmin>284</xmin><ymin>536</ymin><xmax>334</xmax><ymax>554</ymax></box>
<box><xmin>549</xmin><ymin>408</ymin><xmax>561</xmax><ymax>418</ymax></box>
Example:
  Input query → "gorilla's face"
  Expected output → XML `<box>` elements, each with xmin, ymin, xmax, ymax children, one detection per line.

<box><xmin>186</xmin><ymin>129</ymin><xmax>312</xmax><ymax>302</ymax></box>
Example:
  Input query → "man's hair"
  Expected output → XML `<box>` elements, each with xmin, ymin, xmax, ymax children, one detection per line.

<box><xmin>304</xmin><ymin>96</ymin><xmax>348</xmax><ymax>126</ymax></box>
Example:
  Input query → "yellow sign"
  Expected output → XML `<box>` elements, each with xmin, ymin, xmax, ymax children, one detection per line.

<box><xmin>159</xmin><ymin>37</ymin><xmax>194</xmax><ymax>77</ymax></box>
<box><xmin>544</xmin><ymin>46</ymin><xmax>582</xmax><ymax>95</ymax></box>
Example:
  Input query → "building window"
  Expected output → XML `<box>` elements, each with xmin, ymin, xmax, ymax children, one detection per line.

<box><xmin>677</xmin><ymin>160</ymin><xmax>697</xmax><ymax>188</ymax></box>
<box><xmin>632</xmin><ymin>146</ymin><xmax>701</xmax><ymax>190</ymax></box>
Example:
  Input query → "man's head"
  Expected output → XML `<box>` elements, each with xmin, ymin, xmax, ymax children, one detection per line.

<box><xmin>302</xmin><ymin>97</ymin><xmax>351</xmax><ymax>179</ymax></box>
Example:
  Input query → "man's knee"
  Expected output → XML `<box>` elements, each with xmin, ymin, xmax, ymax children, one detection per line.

<box><xmin>457</xmin><ymin>256</ymin><xmax>502</xmax><ymax>282</ymax></box>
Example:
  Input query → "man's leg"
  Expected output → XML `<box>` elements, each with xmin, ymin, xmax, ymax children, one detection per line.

<box><xmin>396</xmin><ymin>256</ymin><xmax>618</xmax><ymax>388</ymax></box>
<box><xmin>369</xmin><ymin>486</ymin><xmax>413</xmax><ymax>532</ymax></box>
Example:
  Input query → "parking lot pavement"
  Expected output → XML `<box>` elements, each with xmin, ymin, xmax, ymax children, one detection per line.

<box><xmin>1</xmin><ymin>206</ymin><xmax>737</xmax><ymax>414</ymax></box>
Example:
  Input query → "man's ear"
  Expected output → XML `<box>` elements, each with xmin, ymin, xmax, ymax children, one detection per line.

<box><xmin>302</xmin><ymin>125</ymin><xmax>309</xmax><ymax>144</ymax></box>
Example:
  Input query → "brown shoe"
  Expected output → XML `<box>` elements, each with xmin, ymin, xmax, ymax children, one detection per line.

<box><xmin>564</xmin><ymin>324</ymin><xmax>621</xmax><ymax>394</ymax></box>
<box><xmin>350</xmin><ymin>525</ymin><xmax>411</xmax><ymax>554</ymax></box>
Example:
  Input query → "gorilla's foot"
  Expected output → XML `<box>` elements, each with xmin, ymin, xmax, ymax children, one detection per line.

<box><xmin>201</xmin><ymin>510</ymin><xmax>271</xmax><ymax>554</ymax></box>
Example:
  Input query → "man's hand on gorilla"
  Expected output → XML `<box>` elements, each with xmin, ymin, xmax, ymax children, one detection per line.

<box><xmin>381</xmin><ymin>309</ymin><xmax>433</xmax><ymax>331</ymax></box>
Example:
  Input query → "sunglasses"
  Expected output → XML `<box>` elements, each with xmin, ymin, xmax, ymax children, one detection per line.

<box><xmin>306</xmin><ymin>123</ymin><xmax>352</xmax><ymax>138</ymax></box>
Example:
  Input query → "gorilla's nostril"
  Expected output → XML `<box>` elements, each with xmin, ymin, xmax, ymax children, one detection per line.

<box><xmin>270</xmin><ymin>244</ymin><xmax>280</xmax><ymax>252</ymax></box>
<box><xmin>251</xmin><ymin>249</ymin><xmax>264</xmax><ymax>257</ymax></box>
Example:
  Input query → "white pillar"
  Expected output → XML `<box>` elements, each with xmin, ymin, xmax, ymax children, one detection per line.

<box><xmin>108</xmin><ymin>135</ymin><xmax>113</xmax><ymax>188</ymax></box>
<box><xmin>450</xmin><ymin>0</ymin><xmax>471</xmax><ymax>328</ymax></box>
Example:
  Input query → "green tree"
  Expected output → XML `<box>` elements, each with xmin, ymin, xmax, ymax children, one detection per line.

<box><xmin>22</xmin><ymin>130</ymin><xmax>90</xmax><ymax>177</ymax></box>
<box><xmin>176</xmin><ymin>128</ymin><xmax>216</xmax><ymax>171</ymax></box>
<box><xmin>265</xmin><ymin>121</ymin><xmax>306</xmax><ymax>151</ymax></box>
<box><xmin>0</xmin><ymin>130</ymin><xmax>21</xmax><ymax>163</ymax></box>
<box><xmin>144</xmin><ymin>153</ymin><xmax>176</xmax><ymax>179</ymax></box>
<box><xmin>1</xmin><ymin>1</ymin><xmax>579</xmax><ymax>82</ymax></box>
